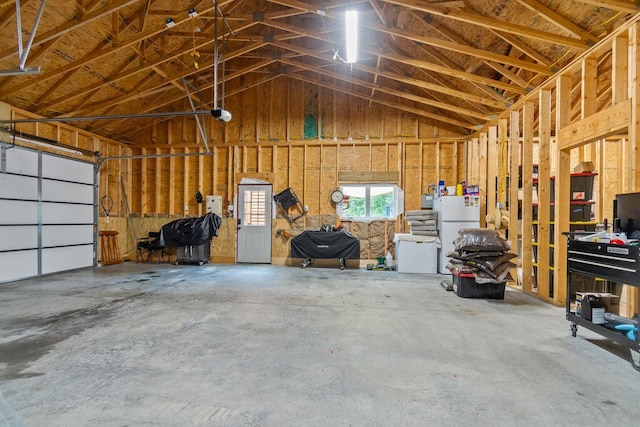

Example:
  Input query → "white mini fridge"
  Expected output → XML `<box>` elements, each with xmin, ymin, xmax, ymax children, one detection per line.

<box><xmin>433</xmin><ymin>195</ymin><xmax>480</xmax><ymax>274</ymax></box>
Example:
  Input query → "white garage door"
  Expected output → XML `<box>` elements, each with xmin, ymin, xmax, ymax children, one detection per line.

<box><xmin>0</xmin><ymin>145</ymin><xmax>95</xmax><ymax>283</ymax></box>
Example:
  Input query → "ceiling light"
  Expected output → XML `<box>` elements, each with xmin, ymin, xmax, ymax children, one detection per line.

<box><xmin>188</xmin><ymin>8</ymin><xmax>198</xmax><ymax>18</ymax></box>
<box><xmin>165</xmin><ymin>18</ymin><xmax>176</xmax><ymax>28</ymax></box>
<box><xmin>345</xmin><ymin>10</ymin><xmax>358</xmax><ymax>64</ymax></box>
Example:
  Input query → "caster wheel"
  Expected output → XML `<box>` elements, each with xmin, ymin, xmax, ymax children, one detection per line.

<box><xmin>570</xmin><ymin>323</ymin><xmax>577</xmax><ymax>337</ymax></box>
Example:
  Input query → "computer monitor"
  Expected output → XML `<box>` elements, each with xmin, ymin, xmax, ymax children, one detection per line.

<box><xmin>614</xmin><ymin>192</ymin><xmax>640</xmax><ymax>237</ymax></box>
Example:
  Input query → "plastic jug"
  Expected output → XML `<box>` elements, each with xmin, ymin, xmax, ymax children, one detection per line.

<box><xmin>437</xmin><ymin>180</ymin><xmax>445</xmax><ymax>198</ymax></box>
<box><xmin>385</xmin><ymin>251</ymin><xmax>393</xmax><ymax>266</ymax></box>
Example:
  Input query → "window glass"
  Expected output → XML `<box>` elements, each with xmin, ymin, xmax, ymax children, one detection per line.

<box><xmin>339</xmin><ymin>184</ymin><xmax>399</xmax><ymax>220</ymax></box>
<box><xmin>243</xmin><ymin>190</ymin><xmax>266</xmax><ymax>226</ymax></box>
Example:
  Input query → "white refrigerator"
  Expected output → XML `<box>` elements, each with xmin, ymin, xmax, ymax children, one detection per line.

<box><xmin>433</xmin><ymin>195</ymin><xmax>480</xmax><ymax>274</ymax></box>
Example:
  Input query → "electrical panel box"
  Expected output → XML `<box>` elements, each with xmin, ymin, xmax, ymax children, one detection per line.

<box><xmin>206</xmin><ymin>195</ymin><xmax>222</xmax><ymax>216</ymax></box>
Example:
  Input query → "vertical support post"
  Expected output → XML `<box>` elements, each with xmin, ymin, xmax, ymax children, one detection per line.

<box><xmin>538</xmin><ymin>90</ymin><xmax>552</xmax><ymax>299</ymax></box>
<box><xmin>613</xmin><ymin>33</ymin><xmax>629</xmax><ymax>105</ymax></box>
<box><xmin>198</xmin><ymin>147</ymin><xmax>204</xmax><ymax>216</ymax></box>
<box><xmin>487</xmin><ymin>126</ymin><xmax>498</xmax><ymax>214</ymax></box>
<box><xmin>621</xmin><ymin>23</ymin><xmax>640</xmax><ymax>316</ymax></box>
<box><xmin>155</xmin><ymin>147</ymin><xmax>162</xmax><ymax>213</ymax></box>
<box><xmin>183</xmin><ymin>147</ymin><xmax>190</xmax><ymax>216</ymax></box>
<box><xmin>141</xmin><ymin>147</ymin><xmax>148</xmax><ymax>214</ymax></box>
<box><xmin>478</xmin><ymin>132</ymin><xmax>488</xmax><ymax>228</ymax></box>
<box><xmin>522</xmin><ymin>102</ymin><xmax>534</xmax><ymax>293</ymax></box>
<box><xmin>555</xmin><ymin>74</ymin><xmax>573</xmax><ymax>305</ymax></box>
<box><xmin>508</xmin><ymin>111</ymin><xmax>520</xmax><ymax>285</ymax></box>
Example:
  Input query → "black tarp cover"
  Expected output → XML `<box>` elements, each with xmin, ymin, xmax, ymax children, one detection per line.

<box><xmin>159</xmin><ymin>213</ymin><xmax>222</xmax><ymax>247</ymax></box>
<box><xmin>290</xmin><ymin>230</ymin><xmax>360</xmax><ymax>259</ymax></box>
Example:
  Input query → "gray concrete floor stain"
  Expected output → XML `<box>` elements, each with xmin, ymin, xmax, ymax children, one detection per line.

<box><xmin>0</xmin><ymin>263</ymin><xmax>639</xmax><ymax>426</ymax></box>
<box><xmin>0</xmin><ymin>291</ymin><xmax>149</xmax><ymax>382</ymax></box>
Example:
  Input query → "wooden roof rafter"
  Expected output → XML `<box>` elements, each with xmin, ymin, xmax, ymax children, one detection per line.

<box><xmin>78</xmin><ymin>52</ymin><xmax>294</xmax><ymax>131</ymax></box>
<box><xmin>115</xmin><ymin>73</ymin><xmax>286</xmax><ymax>138</ymax></box>
<box><xmin>364</xmin><ymin>20</ymin><xmax>551</xmax><ymax>75</ymax></box>
<box><xmin>289</xmin><ymin>72</ymin><xmax>479</xmax><ymax>131</ymax></box>
<box><xmin>576</xmin><ymin>0</ymin><xmax>640</xmax><ymax>15</ymax></box>
<box><xmin>514</xmin><ymin>0</ymin><xmax>599</xmax><ymax>44</ymax></box>
<box><xmin>381</xmin><ymin>0</ymin><xmax>593</xmax><ymax>49</ymax></box>
<box><xmin>0</xmin><ymin>0</ymin><xmax>633</xmax><ymax>143</ymax></box>
<box><xmin>271</xmin><ymin>38</ymin><xmax>522</xmax><ymax>103</ymax></box>
<box><xmin>259</xmin><ymin>17</ymin><xmax>535</xmax><ymax>101</ymax></box>
<box><xmin>381</xmin><ymin>40</ymin><xmax>495</xmax><ymax>114</ymax></box>
<box><xmin>384</xmin><ymin>61</ymin><xmax>488</xmax><ymax>124</ymax></box>
<box><xmin>32</xmin><ymin>4</ymin><xmax>166</xmax><ymax>111</ymax></box>
<box><xmin>0</xmin><ymin>0</ymin><xmax>243</xmax><ymax>96</ymax></box>
<box><xmin>23</xmin><ymin>24</ymin><xmax>266</xmax><ymax>115</ymax></box>
<box><xmin>362</xmin><ymin>44</ymin><xmax>527</xmax><ymax>94</ymax></box>
<box><xmin>409</xmin><ymin>12</ymin><xmax>536</xmax><ymax>93</ymax></box>
<box><xmin>489</xmin><ymin>30</ymin><xmax>554</xmax><ymax>68</ymax></box>
<box><xmin>0</xmin><ymin>0</ymin><xmax>30</xmax><ymax>28</ymax></box>
<box><xmin>81</xmin><ymin>0</ymin><xmax>108</xmax><ymax>15</ymax></box>
<box><xmin>279</xmin><ymin>56</ymin><xmax>491</xmax><ymax>121</ymax></box>
<box><xmin>76</xmin><ymin>57</ymin><xmax>278</xmax><ymax>120</ymax></box>
<box><xmin>0</xmin><ymin>0</ymin><xmax>141</xmax><ymax>63</ymax></box>
<box><xmin>404</xmin><ymin>11</ymin><xmax>528</xmax><ymax>101</ymax></box>
<box><xmin>263</xmin><ymin>0</ymin><xmax>553</xmax><ymax>75</ymax></box>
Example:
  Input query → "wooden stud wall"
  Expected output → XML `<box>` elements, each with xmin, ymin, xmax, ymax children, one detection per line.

<box><xmin>4</xmin><ymin>76</ymin><xmax>467</xmax><ymax>264</ymax></box>
<box><xmin>465</xmin><ymin>18</ymin><xmax>640</xmax><ymax>308</ymax></box>
<box><xmin>116</xmin><ymin>138</ymin><xmax>464</xmax><ymax>264</ymax></box>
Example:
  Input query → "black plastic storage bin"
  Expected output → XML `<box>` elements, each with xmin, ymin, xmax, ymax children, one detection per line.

<box><xmin>533</xmin><ymin>202</ymin><xmax>593</xmax><ymax>222</ymax></box>
<box><xmin>549</xmin><ymin>172</ymin><xmax>597</xmax><ymax>202</ymax></box>
<box><xmin>533</xmin><ymin>203</ymin><xmax>555</xmax><ymax>221</ymax></box>
<box><xmin>451</xmin><ymin>271</ymin><xmax>505</xmax><ymax>299</ymax></box>
<box><xmin>570</xmin><ymin>202</ymin><xmax>594</xmax><ymax>222</ymax></box>
<box><xmin>570</xmin><ymin>172</ymin><xmax>596</xmax><ymax>200</ymax></box>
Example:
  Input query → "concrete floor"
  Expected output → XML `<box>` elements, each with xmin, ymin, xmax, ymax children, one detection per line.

<box><xmin>1</xmin><ymin>262</ymin><xmax>639</xmax><ymax>426</ymax></box>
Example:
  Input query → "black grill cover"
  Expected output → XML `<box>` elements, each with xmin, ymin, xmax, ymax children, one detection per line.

<box><xmin>159</xmin><ymin>213</ymin><xmax>222</xmax><ymax>247</ymax></box>
<box><xmin>290</xmin><ymin>230</ymin><xmax>360</xmax><ymax>259</ymax></box>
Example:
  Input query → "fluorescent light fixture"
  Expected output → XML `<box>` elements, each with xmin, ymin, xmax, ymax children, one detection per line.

<box><xmin>165</xmin><ymin>18</ymin><xmax>176</xmax><ymax>28</ymax></box>
<box><xmin>345</xmin><ymin>10</ymin><xmax>358</xmax><ymax>64</ymax></box>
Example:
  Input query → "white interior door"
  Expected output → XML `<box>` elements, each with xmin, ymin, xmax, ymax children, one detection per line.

<box><xmin>237</xmin><ymin>184</ymin><xmax>272</xmax><ymax>263</ymax></box>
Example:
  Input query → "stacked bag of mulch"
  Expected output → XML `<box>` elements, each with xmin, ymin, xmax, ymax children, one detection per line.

<box><xmin>446</xmin><ymin>228</ymin><xmax>516</xmax><ymax>284</ymax></box>
<box><xmin>404</xmin><ymin>210</ymin><xmax>438</xmax><ymax>236</ymax></box>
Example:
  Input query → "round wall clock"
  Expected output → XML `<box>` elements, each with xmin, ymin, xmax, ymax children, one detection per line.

<box><xmin>331</xmin><ymin>189</ymin><xmax>344</xmax><ymax>203</ymax></box>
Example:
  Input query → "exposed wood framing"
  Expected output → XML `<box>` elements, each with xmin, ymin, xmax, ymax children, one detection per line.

<box><xmin>487</xmin><ymin>126</ymin><xmax>498</xmax><ymax>215</ymax></box>
<box><xmin>508</xmin><ymin>110</ymin><xmax>520</xmax><ymax>272</ymax></box>
<box><xmin>468</xmin><ymin>17</ymin><xmax>640</xmax><ymax>305</ymax></box>
<box><xmin>537</xmin><ymin>90</ymin><xmax>551</xmax><ymax>300</ymax></box>
<box><xmin>521</xmin><ymin>101</ymin><xmax>534</xmax><ymax>293</ymax></box>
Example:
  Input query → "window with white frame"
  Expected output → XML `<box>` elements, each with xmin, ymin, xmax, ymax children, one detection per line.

<box><xmin>337</xmin><ymin>184</ymin><xmax>403</xmax><ymax>220</ymax></box>
<box><xmin>243</xmin><ymin>190</ymin><xmax>267</xmax><ymax>226</ymax></box>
